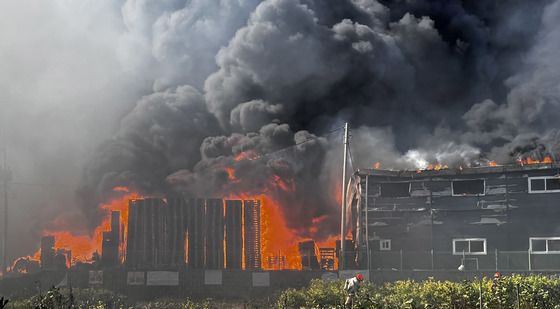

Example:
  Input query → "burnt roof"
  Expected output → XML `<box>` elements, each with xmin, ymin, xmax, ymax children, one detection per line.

<box><xmin>356</xmin><ymin>163</ymin><xmax>560</xmax><ymax>179</ymax></box>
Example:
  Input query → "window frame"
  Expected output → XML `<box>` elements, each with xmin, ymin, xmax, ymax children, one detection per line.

<box><xmin>452</xmin><ymin>238</ymin><xmax>487</xmax><ymax>255</ymax></box>
<box><xmin>451</xmin><ymin>179</ymin><xmax>486</xmax><ymax>196</ymax></box>
<box><xmin>529</xmin><ymin>237</ymin><xmax>560</xmax><ymax>254</ymax></box>
<box><xmin>528</xmin><ymin>176</ymin><xmax>560</xmax><ymax>194</ymax></box>
<box><xmin>379</xmin><ymin>239</ymin><xmax>391</xmax><ymax>251</ymax></box>
<box><xmin>378</xmin><ymin>182</ymin><xmax>411</xmax><ymax>198</ymax></box>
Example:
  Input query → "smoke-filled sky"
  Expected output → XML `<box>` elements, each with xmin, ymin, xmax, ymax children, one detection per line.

<box><xmin>2</xmin><ymin>0</ymin><xmax>560</xmax><ymax>260</ymax></box>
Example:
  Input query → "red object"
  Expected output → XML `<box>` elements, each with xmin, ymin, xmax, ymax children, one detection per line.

<box><xmin>494</xmin><ymin>271</ymin><xmax>501</xmax><ymax>278</ymax></box>
<box><xmin>356</xmin><ymin>273</ymin><xmax>364</xmax><ymax>281</ymax></box>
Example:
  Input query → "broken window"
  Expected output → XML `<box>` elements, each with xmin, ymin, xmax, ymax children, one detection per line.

<box><xmin>530</xmin><ymin>237</ymin><xmax>560</xmax><ymax>253</ymax></box>
<box><xmin>452</xmin><ymin>179</ymin><xmax>485</xmax><ymax>196</ymax></box>
<box><xmin>453</xmin><ymin>238</ymin><xmax>487</xmax><ymax>255</ymax></box>
<box><xmin>528</xmin><ymin>176</ymin><xmax>560</xmax><ymax>193</ymax></box>
<box><xmin>380</xmin><ymin>182</ymin><xmax>410</xmax><ymax>197</ymax></box>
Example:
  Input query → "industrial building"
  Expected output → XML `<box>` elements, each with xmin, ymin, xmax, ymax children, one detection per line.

<box><xmin>347</xmin><ymin>163</ymin><xmax>560</xmax><ymax>272</ymax></box>
<box><xmin>121</xmin><ymin>197</ymin><xmax>263</xmax><ymax>271</ymax></box>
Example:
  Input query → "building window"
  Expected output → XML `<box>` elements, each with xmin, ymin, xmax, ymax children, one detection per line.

<box><xmin>528</xmin><ymin>176</ymin><xmax>560</xmax><ymax>193</ymax></box>
<box><xmin>379</xmin><ymin>239</ymin><xmax>391</xmax><ymax>251</ymax></box>
<box><xmin>529</xmin><ymin>237</ymin><xmax>560</xmax><ymax>253</ymax></box>
<box><xmin>452</xmin><ymin>179</ymin><xmax>485</xmax><ymax>196</ymax></box>
<box><xmin>380</xmin><ymin>183</ymin><xmax>410</xmax><ymax>197</ymax></box>
<box><xmin>453</xmin><ymin>238</ymin><xmax>487</xmax><ymax>255</ymax></box>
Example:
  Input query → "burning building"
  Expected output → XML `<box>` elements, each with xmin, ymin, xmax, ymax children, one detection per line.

<box><xmin>225</xmin><ymin>200</ymin><xmax>243</xmax><ymax>269</ymax></box>
<box><xmin>298</xmin><ymin>240</ymin><xmax>320</xmax><ymax>270</ymax></box>
<box><xmin>39</xmin><ymin>235</ymin><xmax>70</xmax><ymax>270</ymax></box>
<box><xmin>348</xmin><ymin>162</ymin><xmax>560</xmax><ymax>272</ymax></box>
<box><xmin>40</xmin><ymin>236</ymin><xmax>55</xmax><ymax>270</ymax></box>
<box><xmin>243</xmin><ymin>199</ymin><xmax>262</xmax><ymax>270</ymax></box>
<box><xmin>101</xmin><ymin>211</ymin><xmax>120</xmax><ymax>267</ymax></box>
<box><xmin>124</xmin><ymin>197</ymin><xmax>262</xmax><ymax>271</ymax></box>
<box><xmin>126</xmin><ymin>198</ymin><xmax>171</xmax><ymax>269</ymax></box>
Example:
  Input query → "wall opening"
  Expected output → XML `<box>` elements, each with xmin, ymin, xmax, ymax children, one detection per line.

<box><xmin>452</xmin><ymin>179</ymin><xmax>485</xmax><ymax>196</ymax></box>
<box><xmin>380</xmin><ymin>183</ymin><xmax>410</xmax><ymax>197</ymax></box>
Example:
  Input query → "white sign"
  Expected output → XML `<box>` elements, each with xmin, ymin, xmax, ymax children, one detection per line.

<box><xmin>204</xmin><ymin>270</ymin><xmax>222</xmax><ymax>285</ymax></box>
<box><xmin>338</xmin><ymin>270</ymin><xmax>369</xmax><ymax>281</ymax></box>
<box><xmin>252</xmin><ymin>272</ymin><xmax>270</xmax><ymax>287</ymax></box>
<box><xmin>127</xmin><ymin>271</ymin><xmax>145</xmax><ymax>285</ymax></box>
<box><xmin>146</xmin><ymin>271</ymin><xmax>179</xmax><ymax>286</ymax></box>
<box><xmin>89</xmin><ymin>270</ymin><xmax>103</xmax><ymax>285</ymax></box>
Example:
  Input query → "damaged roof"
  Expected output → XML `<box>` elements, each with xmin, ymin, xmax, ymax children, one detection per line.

<box><xmin>356</xmin><ymin>163</ymin><xmax>560</xmax><ymax>179</ymax></box>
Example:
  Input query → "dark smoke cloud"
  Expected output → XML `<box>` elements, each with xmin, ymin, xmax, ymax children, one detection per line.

<box><xmin>43</xmin><ymin>0</ymin><xmax>560</xmax><ymax>243</ymax></box>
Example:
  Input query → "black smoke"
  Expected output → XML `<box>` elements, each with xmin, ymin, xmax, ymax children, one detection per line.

<box><xmin>80</xmin><ymin>0</ymin><xmax>560</xmax><ymax>239</ymax></box>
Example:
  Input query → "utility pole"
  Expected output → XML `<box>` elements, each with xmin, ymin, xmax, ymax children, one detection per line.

<box><xmin>1</xmin><ymin>146</ymin><xmax>9</xmax><ymax>276</ymax></box>
<box><xmin>339</xmin><ymin>123</ymin><xmax>349</xmax><ymax>270</ymax></box>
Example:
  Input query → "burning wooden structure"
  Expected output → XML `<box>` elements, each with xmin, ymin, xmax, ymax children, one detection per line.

<box><xmin>243</xmin><ymin>199</ymin><xmax>262</xmax><ymax>270</ymax></box>
<box><xmin>101</xmin><ymin>211</ymin><xmax>120</xmax><ymax>267</ymax></box>
<box><xmin>123</xmin><ymin>197</ymin><xmax>262</xmax><ymax>270</ymax></box>
<box><xmin>348</xmin><ymin>163</ymin><xmax>560</xmax><ymax>271</ymax></box>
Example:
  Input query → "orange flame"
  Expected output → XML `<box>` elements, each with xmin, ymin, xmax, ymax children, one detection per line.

<box><xmin>234</xmin><ymin>150</ymin><xmax>259</xmax><ymax>161</ymax></box>
<box><xmin>417</xmin><ymin>163</ymin><xmax>449</xmax><ymax>172</ymax></box>
<box><xmin>37</xmin><ymin>188</ymin><xmax>142</xmax><ymax>265</ymax></box>
<box><xmin>517</xmin><ymin>155</ymin><xmax>554</xmax><ymax>166</ymax></box>
<box><xmin>372</xmin><ymin>162</ymin><xmax>381</xmax><ymax>169</ymax></box>
<box><xmin>225</xmin><ymin>167</ymin><xmax>239</xmax><ymax>183</ymax></box>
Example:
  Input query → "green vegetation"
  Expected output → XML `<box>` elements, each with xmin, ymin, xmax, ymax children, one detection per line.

<box><xmin>277</xmin><ymin>275</ymin><xmax>560</xmax><ymax>308</ymax></box>
<box><xmin>5</xmin><ymin>288</ymin><xmax>265</xmax><ymax>309</ymax></box>
<box><xmin>5</xmin><ymin>274</ymin><xmax>560</xmax><ymax>308</ymax></box>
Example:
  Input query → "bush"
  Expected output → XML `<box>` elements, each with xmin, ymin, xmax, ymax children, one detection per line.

<box><xmin>275</xmin><ymin>274</ymin><xmax>560</xmax><ymax>308</ymax></box>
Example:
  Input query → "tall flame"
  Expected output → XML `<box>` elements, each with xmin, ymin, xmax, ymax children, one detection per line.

<box><xmin>37</xmin><ymin>188</ymin><xmax>142</xmax><ymax>265</ymax></box>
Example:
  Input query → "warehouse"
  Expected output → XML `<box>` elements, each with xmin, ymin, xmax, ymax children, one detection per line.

<box><xmin>348</xmin><ymin>163</ymin><xmax>560</xmax><ymax>272</ymax></box>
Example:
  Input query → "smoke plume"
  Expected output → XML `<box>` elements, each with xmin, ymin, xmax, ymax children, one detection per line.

<box><xmin>80</xmin><ymin>0</ymin><xmax>560</xmax><ymax>239</ymax></box>
<box><xmin>3</xmin><ymin>0</ymin><xmax>560</xmax><ymax>256</ymax></box>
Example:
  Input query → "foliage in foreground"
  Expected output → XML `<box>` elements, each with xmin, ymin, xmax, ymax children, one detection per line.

<box><xmin>5</xmin><ymin>274</ymin><xmax>560</xmax><ymax>308</ymax></box>
<box><xmin>5</xmin><ymin>288</ymin><xmax>238</xmax><ymax>309</ymax></box>
<box><xmin>276</xmin><ymin>274</ymin><xmax>560</xmax><ymax>308</ymax></box>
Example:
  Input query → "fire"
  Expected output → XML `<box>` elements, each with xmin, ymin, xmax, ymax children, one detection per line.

<box><xmin>517</xmin><ymin>155</ymin><xmax>554</xmax><ymax>166</ymax></box>
<box><xmin>426</xmin><ymin>163</ymin><xmax>448</xmax><ymax>171</ymax></box>
<box><xmin>234</xmin><ymin>150</ymin><xmax>259</xmax><ymax>161</ymax></box>
<box><xmin>260</xmin><ymin>195</ymin><xmax>302</xmax><ymax>270</ymax></box>
<box><xmin>226</xmin><ymin>173</ymin><xmax>337</xmax><ymax>270</ymax></box>
<box><xmin>271</xmin><ymin>175</ymin><xmax>295</xmax><ymax>192</ymax></box>
<box><xmin>372</xmin><ymin>162</ymin><xmax>381</xmax><ymax>169</ymax></box>
<box><xmin>225</xmin><ymin>193</ymin><xmax>302</xmax><ymax>270</ymax></box>
<box><xmin>225</xmin><ymin>167</ymin><xmax>238</xmax><ymax>182</ymax></box>
<box><xmin>22</xmin><ymin>168</ymin><xmax>338</xmax><ymax>272</ymax></box>
<box><xmin>488</xmin><ymin>161</ymin><xmax>498</xmax><ymax>167</ymax></box>
<box><xmin>37</xmin><ymin>188</ymin><xmax>142</xmax><ymax>265</ymax></box>
<box><xmin>417</xmin><ymin>163</ymin><xmax>449</xmax><ymax>173</ymax></box>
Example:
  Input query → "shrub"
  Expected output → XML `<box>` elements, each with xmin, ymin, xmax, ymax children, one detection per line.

<box><xmin>275</xmin><ymin>274</ymin><xmax>560</xmax><ymax>308</ymax></box>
